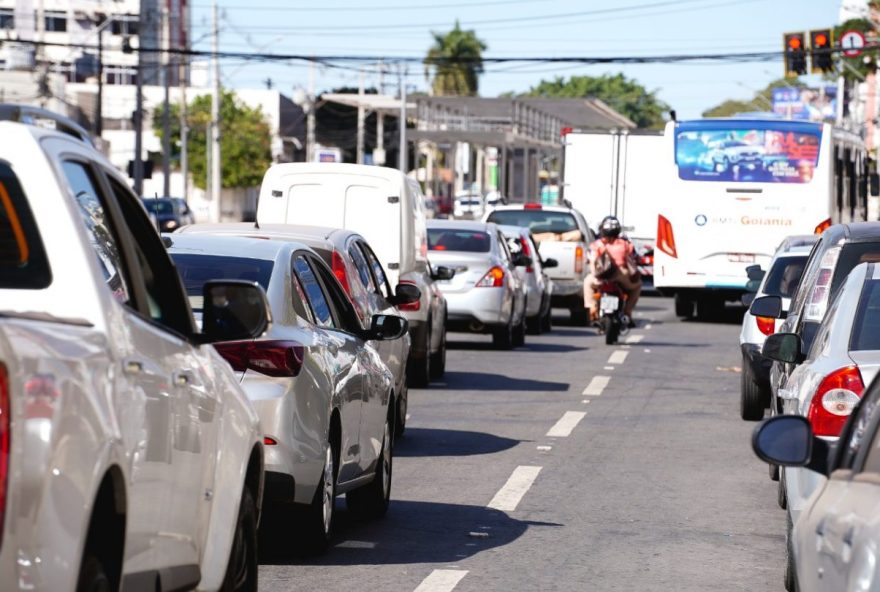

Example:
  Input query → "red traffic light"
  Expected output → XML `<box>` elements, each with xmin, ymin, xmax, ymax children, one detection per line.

<box><xmin>814</xmin><ymin>33</ymin><xmax>828</xmax><ymax>46</ymax></box>
<box><xmin>788</xmin><ymin>37</ymin><xmax>802</xmax><ymax>50</ymax></box>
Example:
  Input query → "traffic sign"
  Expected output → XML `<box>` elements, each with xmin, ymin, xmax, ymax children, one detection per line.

<box><xmin>840</xmin><ymin>29</ymin><xmax>866</xmax><ymax>57</ymax></box>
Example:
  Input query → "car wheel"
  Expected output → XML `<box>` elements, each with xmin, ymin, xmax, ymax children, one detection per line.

<box><xmin>429</xmin><ymin>328</ymin><xmax>446</xmax><ymax>380</ymax></box>
<box><xmin>513</xmin><ymin>312</ymin><xmax>526</xmax><ymax>347</ymax></box>
<box><xmin>346</xmin><ymin>416</ymin><xmax>393</xmax><ymax>519</ymax></box>
<box><xmin>740</xmin><ymin>356</ymin><xmax>766</xmax><ymax>421</ymax></box>
<box><xmin>603</xmin><ymin>317</ymin><xmax>619</xmax><ymax>345</ymax></box>
<box><xmin>769</xmin><ymin>462</ymin><xmax>780</xmax><ymax>481</ymax></box>
<box><xmin>570</xmin><ymin>305</ymin><xmax>589</xmax><ymax>326</ymax></box>
<box><xmin>407</xmin><ymin>329</ymin><xmax>431</xmax><ymax>388</ymax></box>
<box><xmin>395</xmin><ymin>389</ymin><xmax>407</xmax><ymax>438</ymax></box>
<box><xmin>696</xmin><ymin>297</ymin><xmax>724</xmax><ymax>321</ymax></box>
<box><xmin>778</xmin><ymin>474</ymin><xmax>787</xmax><ymax>510</ymax></box>
<box><xmin>674</xmin><ymin>293</ymin><xmax>694</xmax><ymax>318</ymax></box>
<box><xmin>76</xmin><ymin>553</ymin><xmax>112</xmax><ymax>592</ymax></box>
<box><xmin>220</xmin><ymin>487</ymin><xmax>258</xmax><ymax>592</ymax></box>
<box><xmin>540</xmin><ymin>300</ymin><xmax>553</xmax><ymax>333</ymax></box>
<box><xmin>295</xmin><ymin>443</ymin><xmax>336</xmax><ymax>554</ymax></box>
<box><xmin>784</xmin><ymin>510</ymin><xmax>799</xmax><ymax>591</ymax></box>
<box><xmin>492</xmin><ymin>320</ymin><xmax>514</xmax><ymax>350</ymax></box>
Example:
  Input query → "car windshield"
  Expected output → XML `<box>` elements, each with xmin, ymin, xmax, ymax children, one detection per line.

<box><xmin>486</xmin><ymin>210</ymin><xmax>578</xmax><ymax>234</ymax></box>
<box><xmin>851</xmin><ymin>280</ymin><xmax>880</xmax><ymax>351</ymax></box>
<box><xmin>170</xmin><ymin>253</ymin><xmax>274</xmax><ymax>310</ymax></box>
<box><xmin>428</xmin><ymin>229</ymin><xmax>491</xmax><ymax>252</ymax></box>
<box><xmin>142</xmin><ymin>199</ymin><xmax>175</xmax><ymax>215</ymax></box>
<box><xmin>763</xmin><ymin>255</ymin><xmax>808</xmax><ymax>299</ymax></box>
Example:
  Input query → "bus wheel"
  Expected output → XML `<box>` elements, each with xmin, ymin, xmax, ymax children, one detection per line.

<box><xmin>674</xmin><ymin>293</ymin><xmax>694</xmax><ymax>318</ymax></box>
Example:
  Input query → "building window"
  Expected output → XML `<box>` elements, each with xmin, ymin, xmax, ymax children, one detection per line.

<box><xmin>44</xmin><ymin>11</ymin><xmax>67</xmax><ymax>32</ymax></box>
<box><xmin>110</xmin><ymin>15</ymin><xmax>139</xmax><ymax>36</ymax></box>
<box><xmin>105</xmin><ymin>66</ymin><xmax>138</xmax><ymax>85</ymax></box>
<box><xmin>0</xmin><ymin>8</ymin><xmax>13</xmax><ymax>29</ymax></box>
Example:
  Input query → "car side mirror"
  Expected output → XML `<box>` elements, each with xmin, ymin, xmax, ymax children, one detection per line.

<box><xmin>745</xmin><ymin>264</ymin><xmax>765</xmax><ymax>282</ymax></box>
<box><xmin>201</xmin><ymin>280</ymin><xmax>272</xmax><ymax>343</ymax></box>
<box><xmin>762</xmin><ymin>332</ymin><xmax>802</xmax><ymax>364</ymax></box>
<box><xmin>749</xmin><ymin>295</ymin><xmax>784</xmax><ymax>319</ymax></box>
<box><xmin>365</xmin><ymin>314</ymin><xmax>408</xmax><ymax>341</ymax></box>
<box><xmin>432</xmin><ymin>266</ymin><xmax>456</xmax><ymax>281</ymax></box>
<box><xmin>513</xmin><ymin>253</ymin><xmax>533</xmax><ymax>268</ymax></box>
<box><xmin>542</xmin><ymin>258</ymin><xmax>559</xmax><ymax>269</ymax></box>
<box><xmin>741</xmin><ymin>293</ymin><xmax>756</xmax><ymax>307</ymax></box>
<box><xmin>752</xmin><ymin>415</ymin><xmax>832</xmax><ymax>476</ymax></box>
<box><xmin>389</xmin><ymin>283</ymin><xmax>421</xmax><ymax>306</ymax></box>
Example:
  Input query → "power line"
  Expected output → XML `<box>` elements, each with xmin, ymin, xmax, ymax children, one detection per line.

<box><xmin>193</xmin><ymin>0</ymin><xmax>555</xmax><ymax>11</ymax></box>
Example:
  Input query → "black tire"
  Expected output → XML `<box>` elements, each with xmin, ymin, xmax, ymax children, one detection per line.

<box><xmin>76</xmin><ymin>553</ymin><xmax>112</xmax><ymax>592</ymax></box>
<box><xmin>740</xmin><ymin>357</ymin><xmax>766</xmax><ymax>421</ymax></box>
<box><xmin>696</xmin><ymin>297</ymin><xmax>724</xmax><ymax>321</ymax></box>
<box><xmin>769</xmin><ymin>462</ymin><xmax>780</xmax><ymax>481</ymax></box>
<box><xmin>346</xmin><ymin>416</ymin><xmax>393</xmax><ymax>519</ymax></box>
<box><xmin>294</xmin><ymin>443</ymin><xmax>336</xmax><ymax>554</ymax></box>
<box><xmin>570</xmin><ymin>305</ymin><xmax>589</xmax><ymax>326</ymax></box>
<box><xmin>778</xmin><ymin>476</ymin><xmax>787</xmax><ymax>510</ymax></box>
<box><xmin>395</xmin><ymin>390</ymin><xmax>407</xmax><ymax>438</ymax></box>
<box><xmin>784</xmin><ymin>510</ymin><xmax>798</xmax><ymax>592</ymax></box>
<box><xmin>541</xmin><ymin>301</ymin><xmax>553</xmax><ymax>333</ymax></box>
<box><xmin>429</xmin><ymin>329</ymin><xmax>446</xmax><ymax>380</ymax></box>
<box><xmin>604</xmin><ymin>317</ymin><xmax>619</xmax><ymax>345</ymax></box>
<box><xmin>492</xmin><ymin>320</ymin><xmax>514</xmax><ymax>350</ymax></box>
<box><xmin>407</xmin><ymin>330</ymin><xmax>431</xmax><ymax>388</ymax></box>
<box><xmin>220</xmin><ymin>487</ymin><xmax>258</xmax><ymax>592</ymax></box>
<box><xmin>513</xmin><ymin>312</ymin><xmax>526</xmax><ymax>347</ymax></box>
<box><xmin>674</xmin><ymin>293</ymin><xmax>694</xmax><ymax>318</ymax></box>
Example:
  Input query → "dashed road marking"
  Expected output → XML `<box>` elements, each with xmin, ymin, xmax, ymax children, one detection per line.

<box><xmin>537</xmin><ymin>445</ymin><xmax>553</xmax><ymax>451</ymax></box>
<box><xmin>414</xmin><ymin>569</ymin><xmax>469</xmax><ymax>592</ymax></box>
<box><xmin>608</xmin><ymin>350</ymin><xmax>629</xmax><ymax>364</ymax></box>
<box><xmin>582</xmin><ymin>399</ymin><xmax>590</xmax><ymax>404</ymax></box>
<box><xmin>604</xmin><ymin>366</ymin><xmax>615</xmax><ymax>370</ymax></box>
<box><xmin>625</xmin><ymin>334</ymin><xmax>644</xmax><ymax>344</ymax></box>
<box><xmin>582</xmin><ymin>375</ymin><xmax>610</xmax><ymax>396</ymax></box>
<box><xmin>546</xmin><ymin>411</ymin><xmax>587</xmax><ymax>437</ymax></box>
<box><xmin>646</xmin><ymin>324</ymin><xmax>653</xmax><ymax>330</ymax></box>
<box><xmin>487</xmin><ymin>466</ymin><xmax>542</xmax><ymax>512</ymax></box>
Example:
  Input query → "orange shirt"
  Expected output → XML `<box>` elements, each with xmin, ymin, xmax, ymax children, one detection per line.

<box><xmin>590</xmin><ymin>238</ymin><xmax>633</xmax><ymax>268</ymax></box>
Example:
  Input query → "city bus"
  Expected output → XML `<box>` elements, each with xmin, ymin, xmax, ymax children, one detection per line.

<box><xmin>653</xmin><ymin>117</ymin><xmax>870</xmax><ymax>319</ymax></box>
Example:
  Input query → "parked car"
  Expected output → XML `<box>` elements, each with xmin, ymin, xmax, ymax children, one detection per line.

<box><xmin>427</xmin><ymin>220</ymin><xmax>529</xmax><ymax>349</ymax></box>
<box><xmin>753</xmin><ymin>369</ymin><xmax>880</xmax><ymax>592</ymax></box>
<box><xmin>141</xmin><ymin>195</ymin><xmax>196</xmax><ymax>232</ymax></box>
<box><xmin>167</xmin><ymin>233</ymin><xmax>408</xmax><ymax>552</ymax></box>
<box><xmin>0</xmin><ymin>108</ymin><xmax>267</xmax><ymax>591</ymax></box>
<box><xmin>176</xmin><ymin>222</ymin><xmax>419</xmax><ymax>437</ymax></box>
<box><xmin>499</xmin><ymin>224</ymin><xmax>557</xmax><ymax>334</ymax></box>
<box><xmin>255</xmin><ymin>163</ymin><xmax>450</xmax><ymax>388</ymax></box>
<box><xmin>486</xmin><ymin>204</ymin><xmax>595</xmax><ymax>325</ymax></box>
<box><xmin>739</xmin><ymin>234</ymin><xmax>817</xmax><ymax>420</ymax></box>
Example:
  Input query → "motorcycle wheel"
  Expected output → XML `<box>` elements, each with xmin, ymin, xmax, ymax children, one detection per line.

<box><xmin>604</xmin><ymin>317</ymin><xmax>620</xmax><ymax>345</ymax></box>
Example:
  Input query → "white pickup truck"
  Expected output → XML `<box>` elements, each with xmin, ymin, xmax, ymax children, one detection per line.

<box><xmin>0</xmin><ymin>106</ymin><xmax>268</xmax><ymax>591</ymax></box>
<box><xmin>485</xmin><ymin>204</ymin><xmax>595</xmax><ymax>325</ymax></box>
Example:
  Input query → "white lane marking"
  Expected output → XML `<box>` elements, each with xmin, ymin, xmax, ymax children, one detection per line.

<box><xmin>487</xmin><ymin>466</ymin><xmax>542</xmax><ymax>512</ymax></box>
<box><xmin>582</xmin><ymin>399</ymin><xmax>590</xmax><ymax>404</ymax></box>
<box><xmin>625</xmin><ymin>334</ymin><xmax>644</xmax><ymax>344</ymax></box>
<box><xmin>608</xmin><ymin>350</ymin><xmax>629</xmax><ymax>364</ymax></box>
<box><xmin>645</xmin><ymin>324</ymin><xmax>653</xmax><ymax>330</ymax></box>
<box><xmin>546</xmin><ymin>411</ymin><xmax>587</xmax><ymax>438</ymax></box>
<box><xmin>582</xmin><ymin>375</ymin><xmax>610</xmax><ymax>396</ymax></box>
<box><xmin>414</xmin><ymin>569</ymin><xmax>469</xmax><ymax>592</ymax></box>
<box><xmin>335</xmin><ymin>540</ymin><xmax>376</xmax><ymax>549</ymax></box>
<box><xmin>604</xmin><ymin>366</ymin><xmax>615</xmax><ymax>370</ymax></box>
<box><xmin>644</xmin><ymin>348</ymin><xmax>652</xmax><ymax>353</ymax></box>
<box><xmin>537</xmin><ymin>445</ymin><xmax>552</xmax><ymax>451</ymax></box>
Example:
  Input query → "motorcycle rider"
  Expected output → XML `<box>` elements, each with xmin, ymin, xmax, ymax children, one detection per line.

<box><xmin>583</xmin><ymin>215</ymin><xmax>642</xmax><ymax>327</ymax></box>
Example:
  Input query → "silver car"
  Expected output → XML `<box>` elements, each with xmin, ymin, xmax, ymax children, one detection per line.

<box><xmin>176</xmin><ymin>223</ymin><xmax>418</xmax><ymax>437</ymax></box>
<box><xmin>167</xmin><ymin>233</ymin><xmax>408</xmax><ymax>552</ymax></box>
<box><xmin>499</xmin><ymin>224</ymin><xmax>556</xmax><ymax>334</ymax></box>
<box><xmin>427</xmin><ymin>220</ymin><xmax>528</xmax><ymax>349</ymax></box>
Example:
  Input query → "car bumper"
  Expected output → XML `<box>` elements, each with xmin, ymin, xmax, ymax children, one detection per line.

<box><xmin>548</xmin><ymin>278</ymin><xmax>583</xmax><ymax>298</ymax></box>
<box><xmin>444</xmin><ymin>288</ymin><xmax>510</xmax><ymax>330</ymax></box>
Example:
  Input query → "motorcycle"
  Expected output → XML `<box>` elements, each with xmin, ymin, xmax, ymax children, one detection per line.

<box><xmin>595</xmin><ymin>280</ymin><xmax>630</xmax><ymax>345</ymax></box>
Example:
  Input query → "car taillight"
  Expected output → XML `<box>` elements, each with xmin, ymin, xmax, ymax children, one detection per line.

<box><xmin>332</xmin><ymin>251</ymin><xmax>351</xmax><ymax>296</ymax></box>
<box><xmin>575</xmin><ymin>246</ymin><xmax>584</xmax><ymax>274</ymax></box>
<box><xmin>214</xmin><ymin>340</ymin><xmax>305</xmax><ymax>377</ymax></box>
<box><xmin>814</xmin><ymin>218</ymin><xmax>832</xmax><ymax>234</ymax></box>
<box><xmin>808</xmin><ymin>366</ymin><xmax>864</xmax><ymax>437</ymax></box>
<box><xmin>476</xmin><ymin>266</ymin><xmax>505</xmax><ymax>288</ymax></box>
<box><xmin>397</xmin><ymin>280</ymin><xmax>421</xmax><ymax>311</ymax></box>
<box><xmin>657</xmin><ymin>215</ymin><xmax>677</xmax><ymax>258</ymax></box>
<box><xmin>756</xmin><ymin>316</ymin><xmax>775</xmax><ymax>336</ymax></box>
<box><xmin>804</xmin><ymin>246</ymin><xmax>840</xmax><ymax>322</ymax></box>
<box><xmin>520</xmin><ymin>238</ymin><xmax>534</xmax><ymax>273</ymax></box>
<box><xmin>0</xmin><ymin>363</ymin><xmax>9</xmax><ymax>548</ymax></box>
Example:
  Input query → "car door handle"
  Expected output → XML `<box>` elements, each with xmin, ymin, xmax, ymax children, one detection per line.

<box><xmin>173</xmin><ymin>372</ymin><xmax>191</xmax><ymax>387</ymax></box>
<box><xmin>124</xmin><ymin>359</ymin><xmax>144</xmax><ymax>375</ymax></box>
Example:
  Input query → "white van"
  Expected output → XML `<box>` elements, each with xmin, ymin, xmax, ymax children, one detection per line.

<box><xmin>256</xmin><ymin>162</ymin><xmax>450</xmax><ymax>387</ymax></box>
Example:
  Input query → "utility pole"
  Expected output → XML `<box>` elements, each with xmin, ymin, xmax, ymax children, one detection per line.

<box><xmin>210</xmin><ymin>0</ymin><xmax>221</xmax><ymax>222</ymax></box>
<box><xmin>376</xmin><ymin>62</ymin><xmax>385</xmax><ymax>165</ymax></box>
<box><xmin>162</xmin><ymin>2</ymin><xmax>171</xmax><ymax>197</ymax></box>
<box><xmin>306</xmin><ymin>60</ymin><xmax>316</xmax><ymax>162</ymax></box>
<box><xmin>398</xmin><ymin>64</ymin><xmax>407</xmax><ymax>173</ymax></box>
<box><xmin>95</xmin><ymin>15</ymin><xmax>104</xmax><ymax>137</ymax></box>
<box><xmin>356</xmin><ymin>67</ymin><xmax>365</xmax><ymax>164</ymax></box>
<box><xmin>180</xmin><ymin>63</ymin><xmax>188</xmax><ymax>201</ymax></box>
<box><xmin>132</xmin><ymin>5</ymin><xmax>148</xmax><ymax>196</ymax></box>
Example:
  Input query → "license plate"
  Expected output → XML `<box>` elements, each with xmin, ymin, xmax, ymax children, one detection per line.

<box><xmin>728</xmin><ymin>253</ymin><xmax>755</xmax><ymax>263</ymax></box>
<box><xmin>600</xmin><ymin>295</ymin><xmax>619</xmax><ymax>313</ymax></box>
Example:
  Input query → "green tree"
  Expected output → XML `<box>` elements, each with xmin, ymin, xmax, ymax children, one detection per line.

<box><xmin>522</xmin><ymin>74</ymin><xmax>669</xmax><ymax>129</ymax></box>
<box><xmin>153</xmin><ymin>90</ymin><xmax>272</xmax><ymax>189</ymax></box>
<box><xmin>702</xmin><ymin>79</ymin><xmax>808</xmax><ymax>118</ymax></box>
<box><xmin>424</xmin><ymin>21</ymin><xmax>488</xmax><ymax>96</ymax></box>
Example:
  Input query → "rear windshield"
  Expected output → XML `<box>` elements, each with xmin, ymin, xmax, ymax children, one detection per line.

<box><xmin>851</xmin><ymin>280</ymin><xmax>880</xmax><ymax>351</ymax></box>
<box><xmin>486</xmin><ymin>210</ymin><xmax>578</xmax><ymax>234</ymax></box>
<box><xmin>170</xmin><ymin>253</ymin><xmax>273</xmax><ymax>309</ymax></box>
<box><xmin>763</xmin><ymin>255</ymin><xmax>808</xmax><ymax>299</ymax></box>
<box><xmin>142</xmin><ymin>199</ymin><xmax>174</xmax><ymax>215</ymax></box>
<box><xmin>0</xmin><ymin>162</ymin><xmax>51</xmax><ymax>289</ymax></box>
<box><xmin>428</xmin><ymin>229</ymin><xmax>491</xmax><ymax>253</ymax></box>
<box><xmin>834</xmin><ymin>244</ymin><xmax>880</xmax><ymax>295</ymax></box>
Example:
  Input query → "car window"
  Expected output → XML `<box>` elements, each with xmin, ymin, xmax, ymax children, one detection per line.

<box><xmin>62</xmin><ymin>161</ymin><xmax>131</xmax><ymax>304</ymax></box>
<box><xmin>360</xmin><ymin>242</ymin><xmax>393</xmax><ymax>299</ymax></box>
<box><xmin>850</xmin><ymin>278</ymin><xmax>880</xmax><ymax>351</ymax></box>
<box><xmin>293</xmin><ymin>255</ymin><xmax>334</xmax><ymax>328</ymax></box>
<box><xmin>309</xmin><ymin>255</ymin><xmax>364</xmax><ymax>334</ymax></box>
<box><xmin>762</xmin><ymin>255</ymin><xmax>808</xmax><ymax>299</ymax></box>
<box><xmin>835</xmin><ymin>243</ymin><xmax>880</xmax><ymax>295</ymax></box>
<box><xmin>790</xmin><ymin>239</ymin><xmax>824</xmax><ymax>316</ymax></box>
<box><xmin>0</xmin><ymin>161</ymin><xmax>52</xmax><ymax>289</ymax></box>
<box><xmin>428</xmin><ymin>229</ymin><xmax>492</xmax><ymax>253</ymax></box>
<box><xmin>807</xmin><ymin>287</ymin><xmax>843</xmax><ymax>361</ymax></box>
<box><xmin>289</xmin><ymin>258</ymin><xmax>315</xmax><ymax>323</ymax></box>
<box><xmin>498</xmin><ymin>231</ymin><xmax>514</xmax><ymax>264</ymax></box>
<box><xmin>348</xmin><ymin>242</ymin><xmax>375</xmax><ymax>292</ymax></box>
<box><xmin>171</xmin><ymin>253</ymin><xmax>274</xmax><ymax>311</ymax></box>
<box><xmin>486</xmin><ymin>209</ymin><xmax>579</xmax><ymax>235</ymax></box>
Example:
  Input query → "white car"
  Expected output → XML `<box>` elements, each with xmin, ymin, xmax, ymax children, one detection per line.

<box><xmin>499</xmin><ymin>225</ymin><xmax>556</xmax><ymax>334</ymax></box>
<box><xmin>0</xmin><ymin>106</ymin><xmax>266</xmax><ymax>591</ymax></box>
<box><xmin>739</xmin><ymin>235</ymin><xmax>817</xmax><ymax>420</ymax></box>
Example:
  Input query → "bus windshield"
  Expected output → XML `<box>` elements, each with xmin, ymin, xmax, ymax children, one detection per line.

<box><xmin>674</xmin><ymin>121</ymin><xmax>822</xmax><ymax>184</ymax></box>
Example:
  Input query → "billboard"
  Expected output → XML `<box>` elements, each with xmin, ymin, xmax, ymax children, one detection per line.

<box><xmin>771</xmin><ymin>86</ymin><xmax>837</xmax><ymax>122</ymax></box>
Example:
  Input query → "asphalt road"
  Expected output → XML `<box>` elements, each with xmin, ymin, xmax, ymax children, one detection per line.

<box><xmin>259</xmin><ymin>295</ymin><xmax>785</xmax><ymax>591</ymax></box>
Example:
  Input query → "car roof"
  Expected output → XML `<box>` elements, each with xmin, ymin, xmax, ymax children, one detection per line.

<box><xmin>822</xmin><ymin>222</ymin><xmax>880</xmax><ymax>245</ymax></box>
<box><xmin>178</xmin><ymin>222</ymin><xmax>343</xmax><ymax>242</ymax></box>
<box><xmin>427</xmin><ymin>219</ymin><xmax>495</xmax><ymax>232</ymax></box>
<box><xmin>490</xmin><ymin>204</ymin><xmax>574</xmax><ymax>213</ymax></box>
<box><xmin>165</xmin><ymin>232</ymin><xmax>307</xmax><ymax>261</ymax></box>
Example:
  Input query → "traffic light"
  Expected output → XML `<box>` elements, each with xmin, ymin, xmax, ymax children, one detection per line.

<box><xmin>810</xmin><ymin>29</ymin><xmax>834</xmax><ymax>73</ymax></box>
<box><xmin>784</xmin><ymin>32</ymin><xmax>807</xmax><ymax>78</ymax></box>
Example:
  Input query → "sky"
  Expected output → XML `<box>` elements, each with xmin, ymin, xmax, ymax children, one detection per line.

<box><xmin>188</xmin><ymin>0</ymin><xmax>844</xmax><ymax>120</ymax></box>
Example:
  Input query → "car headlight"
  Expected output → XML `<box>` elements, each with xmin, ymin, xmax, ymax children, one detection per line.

<box><xmin>163</xmin><ymin>220</ymin><xmax>179</xmax><ymax>230</ymax></box>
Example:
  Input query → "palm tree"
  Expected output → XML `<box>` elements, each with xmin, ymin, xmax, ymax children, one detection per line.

<box><xmin>424</xmin><ymin>21</ymin><xmax>487</xmax><ymax>97</ymax></box>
